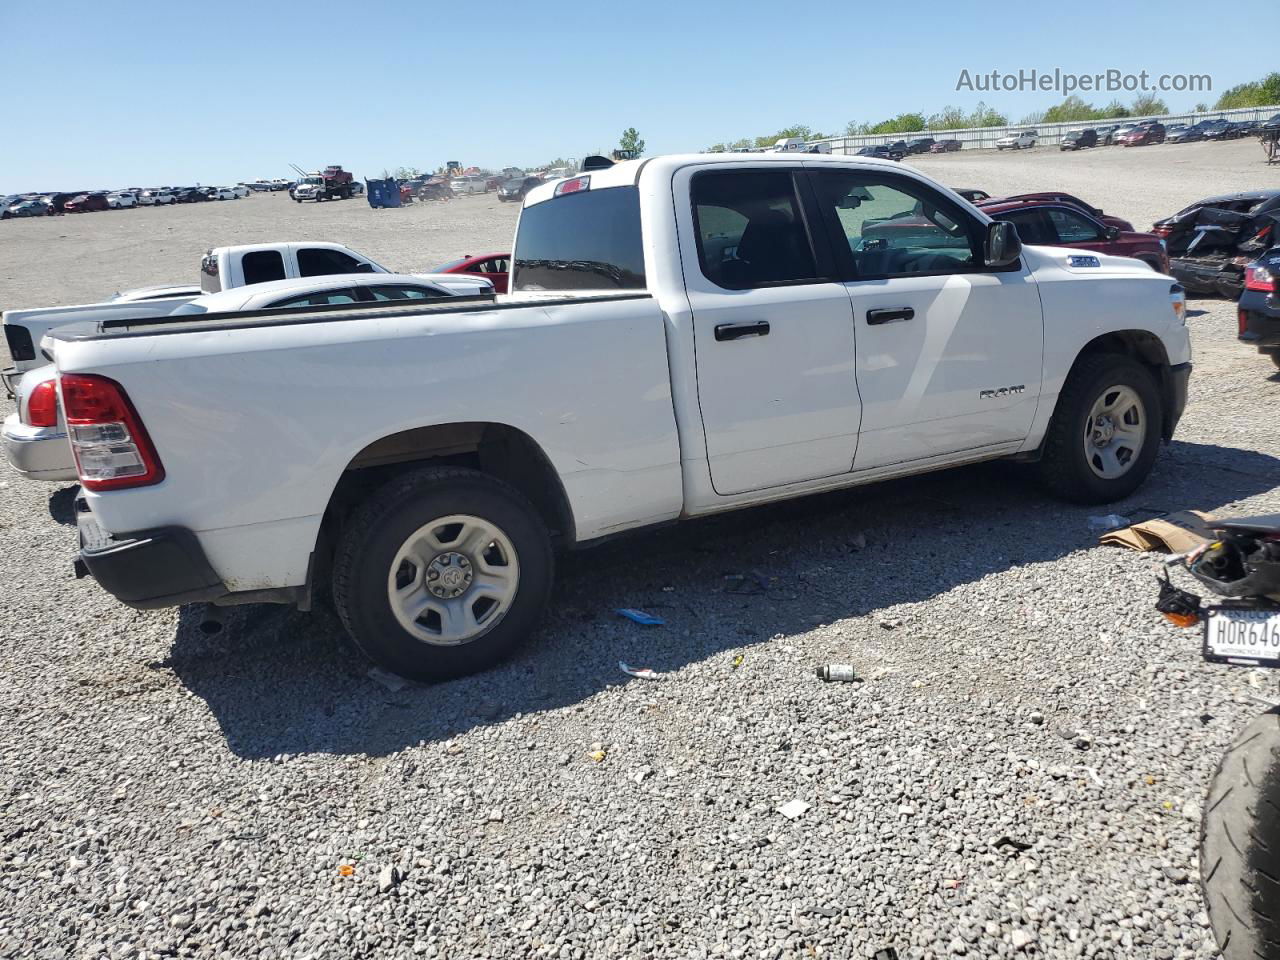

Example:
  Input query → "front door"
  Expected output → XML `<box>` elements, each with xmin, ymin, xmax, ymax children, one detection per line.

<box><xmin>804</xmin><ymin>165</ymin><xmax>1044</xmax><ymax>471</ymax></box>
<box><xmin>676</xmin><ymin>166</ymin><xmax>861</xmax><ymax>496</ymax></box>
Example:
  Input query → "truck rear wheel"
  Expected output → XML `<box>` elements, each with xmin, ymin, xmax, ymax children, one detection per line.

<box><xmin>1201</xmin><ymin>707</ymin><xmax>1280</xmax><ymax>959</ymax></box>
<box><xmin>1036</xmin><ymin>353</ymin><xmax>1161</xmax><ymax>503</ymax></box>
<box><xmin>331</xmin><ymin>467</ymin><xmax>553</xmax><ymax>682</ymax></box>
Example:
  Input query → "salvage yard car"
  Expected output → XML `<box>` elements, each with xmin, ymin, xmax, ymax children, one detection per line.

<box><xmin>996</xmin><ymin>130</ymin><xmax>1037</xmax><ymax>150</ymax></box>
<box><xmin>1118</xmin><ymin>120</ymin><xmax>1166</xmax><ymax>146</ymax></box>
<box><xmin>2</xmin><ymin>241</ymin><xmax>495</xmax><ymax>394</ymax></box>
<box><xmin>52</xmin><ymin>153</ymin><xmax>1192</xmax><ymax>682</ymax></box>
<box><xmin>1154</xmin><ymin>189</ymin><xmax>1280</xmax><ymax>297</ymax></box>
<box><xmin>1059</xmin><ymin>128</ymin><xmax>1097</xmax><ymax>150</ymax></box>
<box><xmin>3</xmin><ymin>275</ymin><xmax>486</xmax><ymax>481</ymax></box>
<box><xmin>1237</xmin><ymin>246</ymin><xmax>1280</xmax><ymax>370</ymax></box>
<box><xmin>980</xmin><ymin>199</ymin><xmax>1170</xmax><ymax>274</ymax></box>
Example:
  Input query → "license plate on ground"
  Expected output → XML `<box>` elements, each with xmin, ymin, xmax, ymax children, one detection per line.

<box><xmin>1203</xmin><ymin>606</ymin><xmax>1280</xmax><ymax>666</ymax></box>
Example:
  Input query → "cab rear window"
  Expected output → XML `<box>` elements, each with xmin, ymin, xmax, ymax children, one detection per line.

<box><xmin>512</xmin><ymin>186</ymin><xmax>645</xmax><ymax>292</ymax></box>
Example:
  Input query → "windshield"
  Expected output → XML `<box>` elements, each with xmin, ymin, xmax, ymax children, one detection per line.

<box><xmin>302</xmin><ymin>177</ymin><xmax>323</xmax><ymax>185</ymax></box>
<box><xmin>434</xmin><ymin>258</ymin><xmax>470</xmax><ymax>272</ymax></box>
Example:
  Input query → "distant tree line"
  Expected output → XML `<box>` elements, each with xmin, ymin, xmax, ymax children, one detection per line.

<box><xmin>706</xmin><ymin>74</ymin><xmax>1280</xmax><ymax>150</ymax></box>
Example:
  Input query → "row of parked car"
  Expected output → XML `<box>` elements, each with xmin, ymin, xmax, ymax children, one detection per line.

<box><xmin>1</xmin><ymin>185</ymin><xmax>256</xmax><ymax>218</ymax></box>
<box><xmin>1060</xmin><ymin>114</ymin><xmax>1280</xmax><ymax>150</ymax></box>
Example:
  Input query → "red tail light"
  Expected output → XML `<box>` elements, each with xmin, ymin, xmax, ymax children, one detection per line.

<box><xmin>26</xmin><ymin>379</ymin><xmax>59</xmax><ymax>427</ymax></box>
<box><xmin>1152</xmin><ymin>225</ymin><xmax>1172</xmax><ymax>238</ymax></box>
<box><xmin>1239</xmin><ymin>309</ymin><xmax>1249</xmax><ymax>336</ymax></box>
<box><xmin>1245</xmin><ymin>265</ymin><xmax>1277</xmax><ymax>292</ymax></box>
<box><xmin>59</xmin><ymin>374</ymin><xmax>164</xmax><ymax>491</ymax></box>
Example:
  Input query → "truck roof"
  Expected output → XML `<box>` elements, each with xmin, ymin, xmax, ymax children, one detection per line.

<box><xmin>524</xmin><ymin>152</ymin><xmax>907</xmax><ymax>207</ymax></box>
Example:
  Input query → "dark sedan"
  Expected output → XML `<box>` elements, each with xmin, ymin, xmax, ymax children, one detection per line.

<box><xmin>1237</xmin><ymin>246</ymin><xmax>1280</xmax><ymax>371</ymax></box>
<box><xmin>928</xmin><ymin>139</ymin><xmax>962</xmax><ymax>153</ymax></box>
<box><xmin>1202</xmin><ymin>120</ymin><xmax>1241</xmax><ymax>141</ymax></box>
<box><xmin>497</xmin><ymin>176</ymin><xmax>544</xmax><ymax>202</ymax></box>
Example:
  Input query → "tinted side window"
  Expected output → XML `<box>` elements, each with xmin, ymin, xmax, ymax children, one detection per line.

<box><xmin>810</xmin><ymin>171</ymin><xmax>979</xmax><ymax>279</ymax></box>
<box><xmin>367</xmin><ymin>285</ymin><xmax>441</xmax><ymax>300</ymax></box>
<box><xmin>691</xmin><ymin>170</ymin><xmax>818</xmax><ymax>289</ymax></box>
<box><xmin>998</xmin><ymin>210</ymin><xmax>1056</xmax><ymax>246</ymax></box>
<box><xmin>269</xmin><ymin>290</ymin><xmax>358</xmax><ymax>308</ymax></box>
<box><xmin>1047</xmin><ymin>209</ymin><xmax>1101</xmax><ymax>243</ymax></box>
<box><xmin>241</xmin><ymin>250</ymin><xmax>286</xmax><ymax>285</ymax></box>
<box><xmin>297</xmin><ymin>248</ymin><xmax>363</xmax><ymax>276</ymax></box>
<box><xmin>512</xmin><ymin>186</ymin><xmax>646</xmax><ymax>291</ymax></box>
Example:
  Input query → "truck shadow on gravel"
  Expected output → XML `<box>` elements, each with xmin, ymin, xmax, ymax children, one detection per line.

<box><xmin>166</xmin><ymin>439</ymin><xmax>1280</xmax><ymax>759</ymax></box>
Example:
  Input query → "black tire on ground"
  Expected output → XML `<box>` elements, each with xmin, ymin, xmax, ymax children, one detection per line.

<box><xmin>1036</xmin><ymin>353</ymin><xmax>1162</xmax><ymax>503</ymax></box>
<box><xmin>1201</xmin><ymin>707</ymin><xmax>1280</xmax><ymax>960</ymax></box>
<box><xmin>331</xmin><ymin>466</ymin><xmax>553</xmax><ymax>682</ymax></box>
<box><xmin>1270</xmin><ymin>353</ymin><xmax>1280</xmax><ymax>371</ymax></box>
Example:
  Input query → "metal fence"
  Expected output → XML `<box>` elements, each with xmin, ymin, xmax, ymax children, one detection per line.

<box><xmin>806</xmin><ymin>104</ymin><xmax>1280</xmax><ymax>153</ymax></box>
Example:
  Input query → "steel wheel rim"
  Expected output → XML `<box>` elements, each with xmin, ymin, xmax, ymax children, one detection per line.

<box><xmin>387</xmin><ymin>514</ymin><xmax>520</xmax><ymax>647</ymax></box>
<box><xmin>1083</xmin><ymin>384</ymin><xmax>1146</xmax><ymax>480</ymax></box>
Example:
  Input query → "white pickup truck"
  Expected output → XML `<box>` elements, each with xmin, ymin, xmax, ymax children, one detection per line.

<box><xmin>53</xmin><ymin>153</ymin><xmax>1192</xmax><ymax>681</ymax></box>
<box><xmin>2</xmin><ymin>241</ymin><xmax>492</xmax><ymax>391</ymax></box>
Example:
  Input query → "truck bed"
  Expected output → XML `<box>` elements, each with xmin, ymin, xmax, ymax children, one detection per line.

<box><xmin>53</xmin><ymin>290</ymin><xmax>684</xmax><ymax>591</ymax></box>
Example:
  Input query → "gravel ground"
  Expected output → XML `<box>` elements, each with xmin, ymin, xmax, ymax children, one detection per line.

<box><xmin>2</xmin><ymin>139</ymin><xmax>1278</xmax><ymax>960</ymax></box>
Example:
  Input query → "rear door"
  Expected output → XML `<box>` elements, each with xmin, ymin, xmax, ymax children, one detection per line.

<box><xmin>805</xmin><ymin>165</ymin><xmax>1043</xmax><ymax>470</ymax></box>
<box><xmin>674</xmin><ymin>165</ymin><xmax>861</xmax><ymax>496</ymax></box>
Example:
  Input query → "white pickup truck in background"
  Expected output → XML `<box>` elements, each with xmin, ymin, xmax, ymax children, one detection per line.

<box><xmin>2</xmin><ymin>241</ymin><xmax>493</xmax><ymax>392</ymax></box>
<box><xmin>53</xmin><ymin>153</ymin><xmax>1191</xmax><ymax>682</ymax></box>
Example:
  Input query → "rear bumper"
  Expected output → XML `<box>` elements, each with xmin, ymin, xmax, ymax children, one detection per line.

<box><xmin>1169</xmin><ymin>258</ymin><xmax>1242</xmax><ymax>296</ymax></box>
<box><xmin>2</xmin><ymin>413</ymin><xmax>78</xmax><ymax>481</ymax></box>
<box><xmin>1164</xmin><ymin>362</ymin><xmax>1192</xmax><ymax>440</ymax></box>
<box><xmin>76</xmin><ymin>505</ymin><xmax>227</xmax><ymax>609</ymax></box>
<box><xmin>1239</xmin><ymin>302</ymin><xmax>1280</xmax><ymax>352</ymax></box>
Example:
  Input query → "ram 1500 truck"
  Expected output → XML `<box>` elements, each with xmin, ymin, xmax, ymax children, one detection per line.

<box><xmin>53</xmin><ymin>153</ymin><xmax>1192</xmax><ymax>681</ymax></box>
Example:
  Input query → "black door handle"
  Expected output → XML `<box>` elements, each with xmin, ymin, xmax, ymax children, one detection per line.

<box><xmin>866</xmin><ymin>306</ymin><xmax>915</xmax><ymax>325</ymax></box>
<box><xmin>714</xmin><ymin>321</ymin><xmax>771</xmax><ymax>341</ymax></box>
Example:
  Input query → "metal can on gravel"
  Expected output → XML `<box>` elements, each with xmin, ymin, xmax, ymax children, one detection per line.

<box><xmin>816</xmin><ymin>664</ymin><xmax>859</xmax><ymax>683</ymax></box>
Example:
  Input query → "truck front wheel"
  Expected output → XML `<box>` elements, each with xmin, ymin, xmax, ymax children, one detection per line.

<box><xmin>1201</xmin><ymin>707</ymin><xmax>1280</xmax><ymax>959</ymax></box>
<box><xmin>1036</xmin><ymin>353</ymin><xmax>1162</xmax><ymax>503</ymax></box>
<box><xmin>331</xmin><ymin>467</ymin><xmax>553</xmax><ymax>682</ymax></box>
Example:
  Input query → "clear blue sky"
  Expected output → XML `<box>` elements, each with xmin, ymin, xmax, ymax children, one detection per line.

<box><xmin>2</xmin><ymin>0</ymin><xmax>1270</xmax><ymax>191</ymax></box>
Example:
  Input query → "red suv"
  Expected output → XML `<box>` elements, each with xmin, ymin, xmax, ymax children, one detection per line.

<box><xmin>980</xmin><ymin>200</ymin><xmax>1170</xmax><ymax>273</ymax></box>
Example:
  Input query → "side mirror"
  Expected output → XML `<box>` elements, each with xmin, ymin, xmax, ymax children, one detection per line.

<box><xmin>837</xmin><ymin>194</ymin><xmax>862</xmax><ymax>210</ymax></box>
<box><xmin>1104</xmin><ymin>225</ymin><xmax>1121</xmax><ymax>241</ymax></box>
<box><xmin>984</xmin><ymin>220</ymin><xmax>1022</xmax><ymax>267</ymax></box>
<box><xmin>354</xmin><ymin>262</ymin><xmax>375</xmax><ymax>273</ymax></box>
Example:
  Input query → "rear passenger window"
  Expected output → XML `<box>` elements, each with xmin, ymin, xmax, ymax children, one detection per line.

<box><xmin>241</xmin><ymin>250</ymin><xmax>286</xmax><ymax>285</ymax></box>
<box><xmin>297</xmin><ymin>248</ymin><xmax>363</xmax><ymax>276</ymax></box>
<box><xmin>512</xmin><ymin>187</ymin><xmax>646</xmax><ymax>291</ymax></box>
<box><xmin>269</xmin><ymin>290</ymin><xmax>358</xmax><ymax>308</ymax></box>
<box><xmin>691</xmin><ymin>170</ymin><xmax>818</xmax><ymax>289</ymax></box>
<box><xmin>368</xmin><ymin>285</ymin><xmax>440</xmax><ymax>300</ymax></box>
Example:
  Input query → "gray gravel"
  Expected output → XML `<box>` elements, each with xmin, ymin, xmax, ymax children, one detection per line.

<box><xmin>2</xmin><ymin>139</ymin><xmax>1278</xmax><ymax>960</ymax></box>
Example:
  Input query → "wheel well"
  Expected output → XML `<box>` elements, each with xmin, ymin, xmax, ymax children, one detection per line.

<box><xmin>1071</xmin><ymin>330</ymin><xmax>1177</xmax><ymax>439</ymax></box>
<box><xmin>314</xmin><ymin>423</ymin><xmax>575</xmax><ymax>588</ymax></box>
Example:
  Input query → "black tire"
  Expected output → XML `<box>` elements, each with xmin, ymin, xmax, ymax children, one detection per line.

<box><xmin>1202</xmin><ymin>707</ymin><xmax>1280</xmax><ymax>959</ymax></box>
<box><xmin>331</xmin><ymin>467</ymin><xmax>553</xmax><ymax>682</ymax></box>
<box><xmin>1269</xmin><ymin>353</ymin><xmax>1280</xmax><ymax>371</ymax></box>
<box><xmin>1036</xmin><ymin>353</ymin><xmax>1162</xmax><ymax>503</ymax></box>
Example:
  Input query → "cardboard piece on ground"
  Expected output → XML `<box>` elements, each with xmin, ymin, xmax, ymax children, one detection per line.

<box><xmin>1098</xmin><ymin>510</ymin><xmax>1217</xmax><ymax>553</ymax></box>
